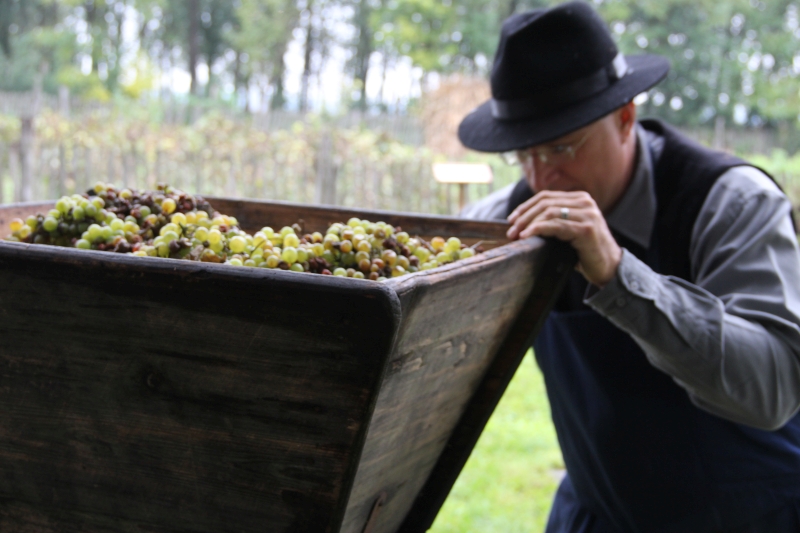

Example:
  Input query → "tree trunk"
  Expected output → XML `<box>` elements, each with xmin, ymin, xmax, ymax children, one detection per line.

<box><xmin>353</xmin><ymin>0</ymin><xmax>373</xmax><ymax>112</ymax></box>
<box><xmin>188</xmin><ymin>0</ymin><xmax>200</xmax><ymax>96</ymax></box>
<box><xmin>299</xmin><ymin>0</ymin><xmax>315</xmax><ymax>112</ymax></box>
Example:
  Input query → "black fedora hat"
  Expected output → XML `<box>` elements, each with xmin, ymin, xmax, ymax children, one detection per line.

<box><xmin>458</xmin><ymin>1</ymin><xmax>669</xmax><ymax>153</ymax></box>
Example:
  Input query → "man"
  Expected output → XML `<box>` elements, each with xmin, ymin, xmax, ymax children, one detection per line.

<box><xmin>457</xmin><ymin>2</ymin><xmax>800</xmax><ymax>532</ymax></box>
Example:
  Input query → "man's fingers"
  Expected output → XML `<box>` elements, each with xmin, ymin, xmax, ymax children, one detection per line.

<box><xmin>518</xmin><ymin>218</ymin><xmax>585</xmax><ymax>240</ymax></box>
<box><xmin>507</xmin><ymin>190</ymin><xmax>593</xmax><ymax>223</ymax></box>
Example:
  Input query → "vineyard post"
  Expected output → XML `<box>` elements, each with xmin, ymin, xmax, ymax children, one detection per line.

<box><xmin>315</xmin><ymin>128</ymin><xmax>336</xmax><ymax>205</ymax></box>
<box><xmin>19</xmin><ymin>116</ymin><xmax>34</xmax><ymax>202</ymax></box>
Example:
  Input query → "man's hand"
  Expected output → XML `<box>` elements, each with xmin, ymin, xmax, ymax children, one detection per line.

<box><xmin>507</xmin><ymin>190</ymin><xmax>622</xmax><ymax>287</ymax></box>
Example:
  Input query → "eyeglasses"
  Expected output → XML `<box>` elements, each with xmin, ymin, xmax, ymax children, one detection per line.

<box><xmin>501</xmin><ymin>131</ymin><xmax>590</xmax><ymax>166</ymax></box>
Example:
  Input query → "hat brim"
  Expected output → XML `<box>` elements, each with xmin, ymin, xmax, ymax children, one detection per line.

<box><xmin>458</xmin><ymin>54</ymin><xmax>670</xmax><ymax>153</ymax></box>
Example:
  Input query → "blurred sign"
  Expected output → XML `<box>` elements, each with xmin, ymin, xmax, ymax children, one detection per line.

<box><xmin>432</xmin><ymin>163</ymin><xmax>493</xmax><ymax>184</ymax></box>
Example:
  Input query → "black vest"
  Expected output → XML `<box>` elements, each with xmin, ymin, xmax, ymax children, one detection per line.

<box><xmin>510</xmin><ymin>120</ymin><xmax>800</xmax><ymax>532</ymax></box>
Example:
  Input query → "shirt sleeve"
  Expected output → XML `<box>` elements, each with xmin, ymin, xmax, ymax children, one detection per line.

<box><xmin>458</xmin><ymin>183</ymin><xmax>515</xmax><ymax>220</ymax></box>
<box><xmin>586</xmin><ymin>166</ymin><xmax>800</xmax><ymax>430</ymax></box>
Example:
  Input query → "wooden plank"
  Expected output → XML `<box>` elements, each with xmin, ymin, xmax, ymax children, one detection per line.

<box><xmin>0</xmin><ymin>243</ymin><xmax>402</xmax><ymax>533</ymax></box>
<box><xmin>397</xmin><ymin>240</ymin><xmax>577</xmax><ymax>533</ymax></box>
<box><xmin>339</xmin><ymin>238</ymin><xmax>551</xmax><ymax>533</ymax></box>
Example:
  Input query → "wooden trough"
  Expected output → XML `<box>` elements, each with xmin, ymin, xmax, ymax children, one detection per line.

<box><xmin>0</xmin><ymin>198</ymin><xmax>574</xmax><ymax>533</ymax></box>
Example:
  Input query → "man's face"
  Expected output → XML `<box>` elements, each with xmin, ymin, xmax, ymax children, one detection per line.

<box><xmin>521</xmin><ymin>105</ymin><xmax>636</xmax><ymax>213</ymax></box>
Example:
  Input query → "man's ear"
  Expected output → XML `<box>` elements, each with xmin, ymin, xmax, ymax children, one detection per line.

<box><xmin>618</xmin><ymin>101</ymin><xmax>637</xmax><ymax>140</ymax></box>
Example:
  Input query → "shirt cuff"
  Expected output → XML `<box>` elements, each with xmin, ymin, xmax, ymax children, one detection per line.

<box><xmin>585</xmin><ymin>248</ymin><xmax>659</xmax><ymax>313</ymax></box>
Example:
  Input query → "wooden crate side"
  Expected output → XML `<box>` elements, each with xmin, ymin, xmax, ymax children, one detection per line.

<box><xmin>399</xmin><ymin>240</ymin><xmax>577</xmax><ymax>532</ymax></box>
<box><xmin>0</xmin><ymin>243</ymin><xmax>402</xmax><ymax>533</ymax></box>
<box><xmin>338</xmin><ymin>239</ymin><xmax>546</xmax><ymax>533</ymax></box>
<box><xmin>207</xmin><ymin>197</ymin><xmax>511</xmax><ymax>249</ymax></box>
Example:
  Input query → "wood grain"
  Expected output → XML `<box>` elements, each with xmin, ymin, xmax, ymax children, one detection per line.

<box><xmin>0</xmin><ymin>243</ymin><xmax>401</xmax><ymax>533</ymax></box>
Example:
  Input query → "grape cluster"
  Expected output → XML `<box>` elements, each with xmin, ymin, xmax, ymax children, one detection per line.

<box><xmin>3</xmin><ymin>183</ymin><xmax>481</xmax><ymax>280</ymax></box>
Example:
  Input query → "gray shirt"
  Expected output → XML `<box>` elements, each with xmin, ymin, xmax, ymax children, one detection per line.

<box><xmin>462</xmin><ymin>125</ymin><xmax>800</xmax><ymax>430</ymax></box>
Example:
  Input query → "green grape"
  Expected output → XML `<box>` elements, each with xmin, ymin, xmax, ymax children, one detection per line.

<box><xmin>229</xmin><ymin>236</ymin><xmax>247</xmax><ymax>253</ymax></box>
<box><xmin>101</xmin><ymin>227</ymin><xmax>113</xmax><ymax>241</ymax></box>
<box><xmin>290</xmin><ymin>263</ymin><xmax>305</xmax><ymax>272</ymax></box>
<box><xmin>162</xmin><ymin>231</ymin><xmax>179</xmax><ymax>243</ymax></box>
<box><xmin>265</xmin><ymin>255</ymin><xmax>280</xmax><ymax>268</ymax></box>
<box><xmin>76</xmin><ymin>239</ymin><xmax>91</xmax><ymax>250</ymax></box>
<box><xmin>391</xmin><ymin>265</ymin><xmax>406</xmax><ymax>277</ymax></box>
<box><xmin>210</xmin><ymin>240</ymin><xmax>224</xmax><ymax>253</ymax></box>
<box><xmin>194</xmin><ymin>226</ymin><xmax>209</xmax><ymax>242</ymax></box>
<box><xmin>207</xmin><ymin>228</ymin><xmax>222</xmax><ymax>245</ymax></box>
<box><xmin>160</xmin><ymin>223</ymin><xmax>179</xmax><ymax>236</ymax></box>
<box><xmin>43</xmin><ymin>217</ymin><xmax>58</xmax><ymax>232</ymax></box>
<box><xmin>48</xmin><ymin>209</ymin><xmax>61</xmax><ymax>219</ymax></box>
<box><xmin>110</xmin><ymin>219</ymin><xmax>124</xmax><ymax>231</ymax></box>
<box><xmin>445</xmin><ymin>237</ymin><xmax>462</xmax><ymax>253</ymax></box>
<box><xmin>397</xmin><ymin>255</ymin><xmax>410</xmax><ymax>269</ymax></box>
<box><xmin>87</xmin><ymin>224</ymin><xmax>102</xmax><ymax>241</ymax></box>
<box><xmin>436</xmin><ymin>252</ymin><xmax>451</xmax><ymax>264</ymax></box>
<box><xmin>353</xmin><ymin>271</ymin><xmax>365</xmax><ymax>279</ymax></box>
<box><xmin>322</xmin><ymin>251</ymin><xmax>336</xmax><ymax>265</ymax></box>
<box><xmin>282</xmin><ymin>246</ymin><xmax>298</xmax><ymax>264</ymax></box>
<box><xmin>261</xmin><ymin>226</ymin><xmax>275</xmax><ymax>237</ymax></box>
<box><xmin>91</xmin><ymin>197</ymin><xmax>104</xmax><ymax>209</ymax></box>
<box><xmin>460</xmin><ymin>248</ymin><xmax>476</xmax><ymax>259</ymax></box>
<box><xmin>347</xmin><ymin>217</ymin><xmax>361</xmax><ymax>228</ymax></box>
<box><xmin>25</xmin><ymin>216</ymin><xmax>38</xmax><ymax>230</ymax></box>
<box><xmin>72</xmin><ymin>206</ymin><xmax>86</xmax><ymax>221</ymax></box>
<box><xmin>414</xmin><ymin>247</ymin><xmax>431</xmax><ymax>262</ymax></box>
<box><xmin>84</xmin><ymin>204</ymin><xmax>98</xmax><ymax>218</ymax></box>
<box><xmin>56</xmin><ymin>197</ymin><xmax>71</xmax><ymax>215</ymax></box>
<box><xmin>228</xmin><ymin>258</ymin><xmax>243</xmax><ymax>266</ymax></box>
<box><xmin>138</xmin><ymin>205</ymin><xmax>151</xmax><ymax>218</ymax></box>
<box><xmin>161</xmin><ymin>198</ymin><xmax>177</xmax><ymax>215</ymax></box>
<box><xmin>280</xmin><ymin>226</ymin><xmax>294</xmax><ymax>237</ymax></box>
<box><xmin>296</xmin><ymin>248</ymin><xmax>308</xmax><ymax>263</ymax></box>
<box><xmin>341</xmin><ymin>252</ymin><xmax>356</xmax><ymax>267</ymax></box>
<box><xmin>381</xmin><ymin>250</ymin><xmax>398</xmax><ymax>267</ymax></box>
<box><xmin>171</xmin><ymin>213</ymin><xmax>187</xmax><ymax>226</ymax></box>
<box><xmin>333</xmin><ymin>267</ymin><xmax>347</xmax><ymax>276</ymax></box>
<box><xmin>244</xmin><ymin>259</ymin><xmax>257</xmax><ymax>267</ymax></box>
<box><xmin>283</xmin><ymin>233</ymin><xmax>300</xmax><ymax>248</ymax></box>
<box><xmin>18</xmin><ymin>226</ymin><xmax>31</xmax><ymax>239</ymax></box>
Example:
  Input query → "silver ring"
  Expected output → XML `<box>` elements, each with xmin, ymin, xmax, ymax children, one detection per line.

<box><xmin>560</xmin><ymin>207</ymin><xmax>570</xmax><ymax>220</ymax></box>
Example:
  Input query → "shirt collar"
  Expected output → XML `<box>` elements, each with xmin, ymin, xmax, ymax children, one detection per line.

<box><xmin>604</xmin><ymin>124</ymin><xmax>657</xmax><ymax>250</ymax></box>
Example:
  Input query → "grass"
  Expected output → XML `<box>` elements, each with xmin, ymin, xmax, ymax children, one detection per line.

<box><xmin>429</xmin><ymin>351</ymin><xmax>564</xmax><ymax>533</ymax></box>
